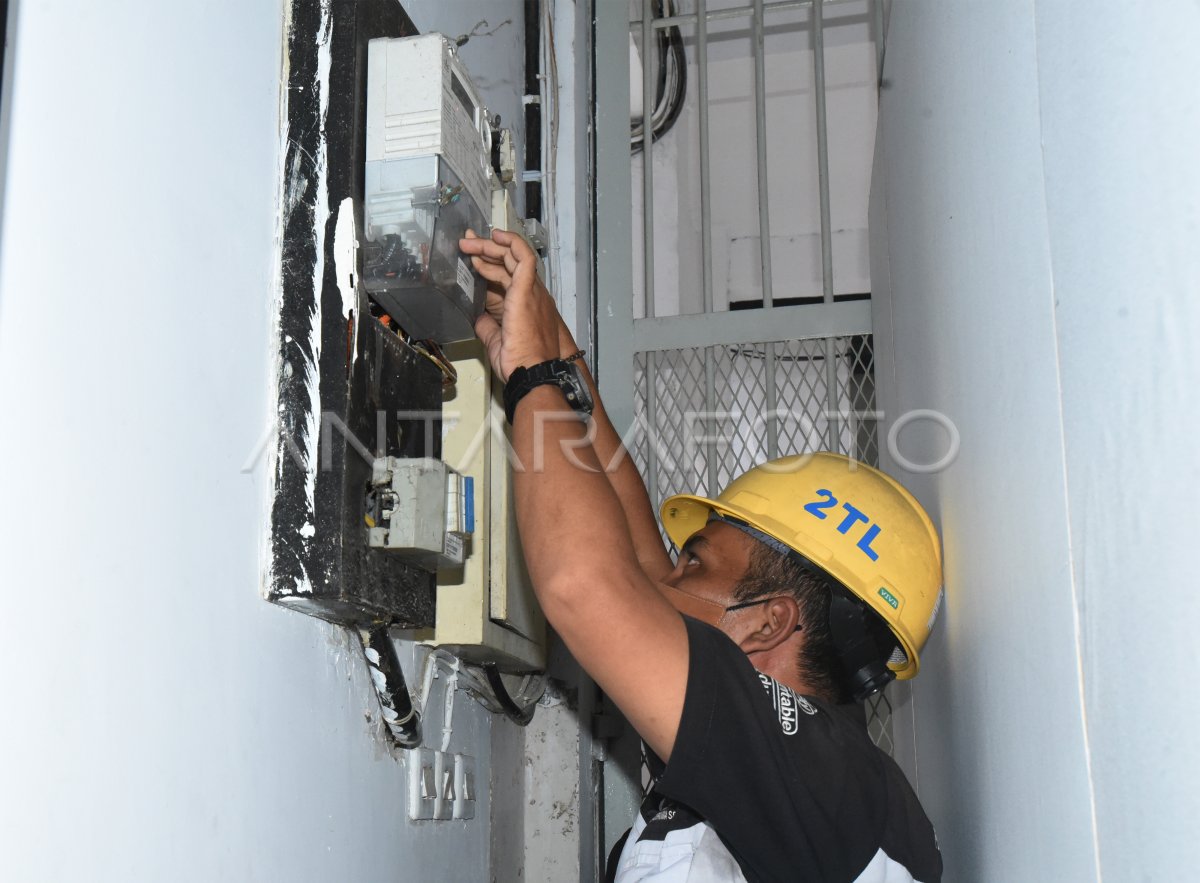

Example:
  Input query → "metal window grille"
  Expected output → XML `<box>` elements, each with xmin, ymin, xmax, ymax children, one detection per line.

<box><xmin>633</xmin><ymin>336</ymin><xmax>877</xmax><ymax>504</ymax></box>
<box><xmin>621</xmin><ymin>0</ymin><xmax>895</xmax><ymax>755</ymax></box>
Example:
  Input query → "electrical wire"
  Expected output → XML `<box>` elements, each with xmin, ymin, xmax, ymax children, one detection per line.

<box><xmin>416</xmin><ymin>647</ymin><xmax>545</xmax><ymax>724</ymax></box>
<box><xmin>631</xmin><ymin>0</ymin><xmax>688</xmax><ymax>153</ymax></box>
<box><xmin>483</xmin><ymin>663</ymin><xmax>537</xmax><ymax>726</ymax></box>
<box><xmin>360</xmin><ymin>625</ymin><xmax>423</xmax><ymax>750</ymax></box>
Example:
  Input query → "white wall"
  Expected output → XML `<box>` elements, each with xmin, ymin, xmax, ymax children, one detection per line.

<box><xmin>0</xmin><ymin>1</ymin><xmax>531</xmax><ymax>879</ymax></box>
<box><xmin>871</xmin><ymin>0</ymin><xmax>1200</xmax><ymax>878</ymax></box>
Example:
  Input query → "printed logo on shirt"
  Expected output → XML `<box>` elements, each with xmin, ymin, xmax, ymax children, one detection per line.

<box><xmin>758</xmin><ymin>673</ymin><xmax>817</xmax><ymax>735</ymax></box>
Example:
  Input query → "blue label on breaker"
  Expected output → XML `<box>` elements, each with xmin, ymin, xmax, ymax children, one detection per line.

<box><xmin>463</xmin><ymin>476</ymin><xmax>475</xmax><ymax>534</ymax></box>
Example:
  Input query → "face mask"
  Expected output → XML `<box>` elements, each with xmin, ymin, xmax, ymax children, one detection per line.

<box><xmin>657</xmin><ymin>584</ymin><xmax>780</xmax><ymax>628</ymax></box>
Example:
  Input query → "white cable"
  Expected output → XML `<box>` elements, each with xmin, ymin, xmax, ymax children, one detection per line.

<box><xmin>411</xmin><ymin>638</ymin><xmax>544</xmax><ymax>721</ymax></box>
<box><xmin>441</xmin><ymin>665</ymin><xmax>459</xmax><ymax>752</ymax></box>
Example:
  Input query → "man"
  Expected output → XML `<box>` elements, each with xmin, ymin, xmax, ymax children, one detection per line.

<box><xmin>460</xmin><ymin>229</ymin><xmax>943</xmax><ymax>882</ymax></box>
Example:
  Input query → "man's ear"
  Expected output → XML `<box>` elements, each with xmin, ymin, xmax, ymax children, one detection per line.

<box><xmin>737</xmin><ymin>596</ymin><xmax>801</xmax><ymax>654</ymax></box>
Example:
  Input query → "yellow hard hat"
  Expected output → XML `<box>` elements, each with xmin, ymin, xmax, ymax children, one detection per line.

<box><xmin>661</xmin><ymin>452</ymin><xmax>943</xmax><ymax>680</ymax></box>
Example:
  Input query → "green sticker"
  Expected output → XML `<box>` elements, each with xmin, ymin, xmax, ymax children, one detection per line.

<box><xmin>878</xmin><ymin>587</ymin><xmax>899</xmax><ymax>609</ymax></box>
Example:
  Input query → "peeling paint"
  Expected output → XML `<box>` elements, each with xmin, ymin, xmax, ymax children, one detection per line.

<box><xmin>333</xmin><ymin>197</ymin><xmax>357</xmax><ymax>320</ymax></box>
<box><xmin>264</xmin><ymin>0</ymin><xmax>332</xmax><ymax>601</ymax></box>
<box><xmin>333</xmin><ymin>196</ymin><xmax>360</xmax><ymax>366</ymax></box>
<box><xmin>296</xmin><ymin>0</ymin><xmax>334</xmax><ymax>536</ymax></box>
<box><xmin>260</xmin><ymin>2</ymin><xmax>299</xmax><ymax>603</ymax></box>
<box><xmin>282</xmin><ymin>148</ymin><xmax>309</xmax><ymax>223</ymax></box>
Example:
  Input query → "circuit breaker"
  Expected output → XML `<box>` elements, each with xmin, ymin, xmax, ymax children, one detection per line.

<box><xmin>364</xmin><ymin>34</ymin><xmax>494</xmax><ymax>344</ymax></box>
<box><xmin>366</xmin><ymin>457</ymin><xmax>474</xmax><ymax>569</ymax></box>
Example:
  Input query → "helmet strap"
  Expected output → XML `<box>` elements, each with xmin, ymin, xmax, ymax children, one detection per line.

<box><xmin>827</xmin><ymin>586</ymin><xmax>898</xmax><ymax>702</ymax></box>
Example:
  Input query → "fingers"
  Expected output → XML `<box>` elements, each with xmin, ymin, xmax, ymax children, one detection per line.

<box><xmin>510</xmin><ymin>247</ymin><xmax>537</xmax><ymax>289</ymax></box>
<box><xmin>460</xmin><ymin>235</ymin><xmax>519</xmax><ymax>271</ymax></box>
<box><xmin>459</xmin><ymin>231</ymin><xmax>542</xmax><ymax>328</ymax></box>
<box><xmin>490</xmin><ymin>228</ymin><xmax>537</xmax><ymax>264</ymax></box>
<box><xmin>471</xmin><ymin>255</ymin><xmax>512</xmax><ymax>287</ymax></box>
<box><xmin>459</xmin><ymin>229</ymin><xmax>537</xmax><ymax>276</ymax></box>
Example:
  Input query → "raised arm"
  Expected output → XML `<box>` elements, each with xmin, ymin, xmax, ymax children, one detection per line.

<box><xmin>460</xmin><ymin>230</ymin><xmax>686</xmax><ymax>760</ymax></box>
<box><xmin>463</xmin><ymin>230</ymin><xmax>674</xmax><ymax>583</ymax></box>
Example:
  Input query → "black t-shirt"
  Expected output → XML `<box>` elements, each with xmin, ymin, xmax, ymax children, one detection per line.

<box><xmin>624</xmin><ymin>616</ymin><xmax>942</xmax><ymax>883</ymax></box>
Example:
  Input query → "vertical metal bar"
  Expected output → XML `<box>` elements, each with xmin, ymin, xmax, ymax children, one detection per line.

<box><xmin>812</xmin><ymin>0</ymin><xmax>833</xmax><ymax>304</ymax></box>
<box><xmin>593</xmin><ymin>2</ymin><xmax>637</xmax><ymax>870</ymax></box>
<box><xmin>765</xmin><ymin>344</ymin><xmax>779</xmax><ymax>458</ymax></box>
<box><xmin>751</xmin><ymin>0</ymin><xmax>779</xmax><ymax>457</ymax></box>
<box><xmin>873</xmin><ymin>0</ymin><xmax>886</xmax><ymax>87</ymax></box>
<box><xmin>696</xmin><ymin>4</ymin><xmax>721</xmax><ymax>477</ymax></box>
<box><xmin>697</xmin><ymin>0</ymin><xmax>713</xmax><ymax>314</ymax></box>
<box><xmin>645</xmin><ymin>353</ymin><xmax>660</xmax><ymax>507</ymax></box>
<box><xmin>704</xmin><ymin>349</ymin><xmax>719</xmax><ymax>495</ymax></box>
<box><xmin>751</xmin><ymin>0</ymin><xmax>774</xmax><ymax>309</ymax></box>
<box><xmin>824</xmin><ymin>337</ymin><xmax>841</xmax><ymax>451</ymax></box>
<box><xmin>811</xmin><ymin>0</ymin><xmax>841</xmax><ymax>451</ymax></box>
<box><xmin>641</xmin><ymin>0</ymin><xmax>657</xmax><ymax>319</ymax></box>
<box><xmin>594</xmin><ymin>0</ymin><xmax>636</xmax><ymax>446</ymax></box>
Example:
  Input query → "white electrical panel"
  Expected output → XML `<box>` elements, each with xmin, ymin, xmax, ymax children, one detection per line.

<box><xmin>364</xmin><ymin>34</ymin><xmax>495</xmax><ymax>344</ymax></box>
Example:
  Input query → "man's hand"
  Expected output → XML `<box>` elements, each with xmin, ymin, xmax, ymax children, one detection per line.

<box><xmin>459</xmin><ymin>229</ymin><xmax>561</xmax><ymax>381</ymax></box>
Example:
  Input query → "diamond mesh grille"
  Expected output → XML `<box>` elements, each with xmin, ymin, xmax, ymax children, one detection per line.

<box><xmin>632</xmin><ymin>333</ymin><xmax>894</xmax><ymax>753</ymax></box>
<box><xmin>633</xmin><ymin>335</ymin><xmax>879</xmax><ymax>528</ymax></box>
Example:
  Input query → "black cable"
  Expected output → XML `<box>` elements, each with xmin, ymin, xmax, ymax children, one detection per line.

<box><xmin>483</xmin><ymin>662</ymin><xmax>536</xmax><ymax>726</ymax></box>
<box><xmin>632</xmin><ymin>0</ymin><xmax>689</xmax><ymax>153</ymax></box>
<box><xmin>655</xmin><ymin>10</ymin><xmax>688</xmax><ymax>140</ymax></box>
<box><xmin>360</xmin><ymin>625</ymin><xmax>423</xmax><ymax>749</ymax></box>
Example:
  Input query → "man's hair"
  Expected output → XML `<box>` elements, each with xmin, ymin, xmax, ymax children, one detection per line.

<box><xmin>732</xmin><ymin>541</ymin><xmax>848</xmax><ymax>704</ymax></box>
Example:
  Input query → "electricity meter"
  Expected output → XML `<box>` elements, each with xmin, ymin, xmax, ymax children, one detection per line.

<box><xmin>364</xmin><ymin>34</ymin><xmax>495</xmax><ymax>344</ymax></box>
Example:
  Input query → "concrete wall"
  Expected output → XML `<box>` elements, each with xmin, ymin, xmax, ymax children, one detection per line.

<box><xmin>0</xmin><ymin>0</ymin><xmax>542</xmax><ymax>878</ymax></box>
<box><xmin>871</xmin><ymin>0</ymin><xmax>1200</xmax><ymax>878</ymax></box>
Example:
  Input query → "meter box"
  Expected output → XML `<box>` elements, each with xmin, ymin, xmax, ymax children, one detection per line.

<box><xmin>364</xmin><ymin>34</ymin><xmax>494</xmax><ymax>344</ymax></box>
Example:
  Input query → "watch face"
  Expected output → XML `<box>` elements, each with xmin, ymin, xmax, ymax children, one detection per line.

<box><xmin>563</xmin><ymin>363</ymin><xmax>594</xmax><ymax>415</ymax></box>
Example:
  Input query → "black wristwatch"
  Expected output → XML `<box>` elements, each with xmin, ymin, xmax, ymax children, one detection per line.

<box><xmin>504</xmin><ymin>358</ymin><xmax>595</xmax><ymax>424</ymax></box>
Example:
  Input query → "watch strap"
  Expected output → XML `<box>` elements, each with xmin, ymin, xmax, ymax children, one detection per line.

<box><xmin>504</xmin><ymin>359</ymin><xmax>571</xmax><ymax>424</ymax></box>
